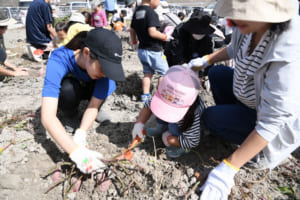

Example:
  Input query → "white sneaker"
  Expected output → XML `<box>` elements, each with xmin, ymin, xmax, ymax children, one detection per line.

<box><xmin>26</xmin><ymin>45</ymin><xmax>43</xmax><ymax>62</ymax></box>
<box><xmin>246</xmin><ymin>153</ymin><xmax>291</xmax><ymax>170</ymax></box>
<box><xmin>96</xmin><ymin>110</ymin><xmax>111</xmax><ymax>125</ymax></box>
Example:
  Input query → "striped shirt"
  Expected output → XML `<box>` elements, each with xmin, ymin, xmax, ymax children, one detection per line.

<box><xmin>233</xmin><ymin>31</ymin><xmax>272</xmax><ymax>109</ymax></box>
<box><xmin>178</xmin><ymin>97</ymin><xmax>205</xmax><ymax>149</ymax></box>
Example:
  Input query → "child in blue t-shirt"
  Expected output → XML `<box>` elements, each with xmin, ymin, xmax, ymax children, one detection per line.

<box><xmin>41</xmin><ymin>28</ymin><xmax>125</xmax><ymax>174</ymax></box>
<box><xmin>130</xmin><ymin>0</ymin><xmax>173</xmax><ymax>108</ymax></box>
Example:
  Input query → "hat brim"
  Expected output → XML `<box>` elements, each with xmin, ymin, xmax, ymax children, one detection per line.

<box><xmin>182</xmin><ymin>20</ymin><xmax>215</xmax><ymax>35</ymax></box>
<box><xmin>150</xmin><ymin>92</ymin><xmax>189</xmax><ymax>123</ymax></box>
<box><xmin>98</xmin><ymin>56</ymin><xmax>125</xmax><ymax>81</ymax></box>
<box><xmin>0</xmin><ymin>18</ymin><xmax>16</xmax><ymax>26</ymax></box>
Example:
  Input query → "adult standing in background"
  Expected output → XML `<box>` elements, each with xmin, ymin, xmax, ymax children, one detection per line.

<box><xmin>105</xmin><ymin>0</ymin><xmax>116</xmax><ymax>21</ymax></box>
<box><xmin>26</xmin><ymin>0</ymin><xmax>56</xmax><ymax>50</ymax></box>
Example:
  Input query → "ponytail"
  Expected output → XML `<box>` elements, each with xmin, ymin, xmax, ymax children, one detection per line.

<box><xmin>180</xmin><ymin>96</ymin><xmax>200</xmax><ymax>133</ymax></box>
<box><xmin>65</xmin><ymin>31</ymin><xmax>88</xmax><ymax>50</ymax></box>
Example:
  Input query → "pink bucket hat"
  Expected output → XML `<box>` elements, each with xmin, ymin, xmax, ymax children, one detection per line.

<box><xmin>150</xmin><ymin>65</ymin><xmax>201</xmax><ymax>123</ymax></box>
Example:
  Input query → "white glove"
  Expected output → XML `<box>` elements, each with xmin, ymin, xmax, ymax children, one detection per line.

<box><xmin>162</xmin><ymin>131</ymin><xmax>171</xmax><ymax>147</ymax></box>
<box><xmin>69</xmin><ymin>146</ymin><xmax>106</xmax><ymax>174</ymax></box>
<box><xmin>132</xmin><ymin>122</ymin><xmax>145</xmax><ymax>140</ymax></box>
<box><xmin>73</xmin><ymin>128</ymin><xmax>88</xmax><ymax>148</ymax></box>
<box><xmin>163</xmin><ymin>34</ymin><xmax>174</xmax><ymax>42</ymax></box>
<box><xmin>188</xmin><ymin>55</ymin><xmax>211</xmax><ymax>69</ymax></box>
<box><xmin>200</xmin><ymin>160</ymin><xmax>239</xmax><ymax>200</ymax></box>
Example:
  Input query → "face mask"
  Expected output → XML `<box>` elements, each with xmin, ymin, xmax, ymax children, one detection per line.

<box><xmin>192</xmin><ymin>34</ymin><xmax>205</xmax><ymax>40</ymax></box>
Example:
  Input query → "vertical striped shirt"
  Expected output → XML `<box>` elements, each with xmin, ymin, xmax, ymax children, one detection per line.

<box><xmin>177</xmin><ymin>97</ymin><xmax>205</xmax><ymax>149</ymax></box>
<box><xmin>233</xmin><ymin>30</ymin><xmax>272</xmax><ymax>109</ymax></box>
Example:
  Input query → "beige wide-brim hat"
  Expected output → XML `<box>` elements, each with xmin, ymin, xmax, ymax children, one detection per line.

<box><xmin>214</xmin><ymin>0</ymin><xmax>298</xmax><ymax>23</ymax></box>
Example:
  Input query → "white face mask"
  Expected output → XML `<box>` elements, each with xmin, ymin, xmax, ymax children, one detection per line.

<box><xmin>192</xmin><ymin>34</ymin><xmax>205</xmax><ymax>40</ymax></box>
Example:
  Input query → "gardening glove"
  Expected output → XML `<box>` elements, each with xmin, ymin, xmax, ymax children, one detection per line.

<box><xmin>69</xmin><ymin>146</ymin><xmax>106</xmax><ymax>174</ymax></box>
<box><xmin>188</xmin><ymin>55</ymin><xmax>211</xmax><ymax>70</ymax></box>
<box><xmin>73</xmin><ymin>128</ymin><xmax>88</xmax><ymax>148</ymax></box>
<box><xmin>163</xmin><ymin>33</ymin><xmax>174</xmax><ymax>42</ymax></box>
<box><xmin>162</xmin><ymin>131</ymin><xmax>172</xmax><ymax>147</ymax></box>
<box><xmin>199</xmin><ymin>160</ymin><xmax>239</xmax><ymax>200</ymax></box>
<box><xmin>132</xmin><ymin>122</ymin><xmax>145</xmax><ymax>140</ymax></box>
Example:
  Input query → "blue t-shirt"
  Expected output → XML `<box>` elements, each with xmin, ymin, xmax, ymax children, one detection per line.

<box><xmin>42</xmin><ymin>46</ymin><xmax>116</xmax><ymax>100</ymax></box>
<box><xmin>105</xmin><ymin>0</ymin><xmax>116</xmax><ymax>12</ymax></box>
<box><xmin>26</xmin><ymin>0</ymin><xmax>53</xmax><ymax>44</ymax></box>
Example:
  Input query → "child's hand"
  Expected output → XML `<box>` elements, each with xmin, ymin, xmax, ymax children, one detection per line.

<box><xmin>163</xmin><ymin>34</ymin><xmax>174</xmax><ymax>42</ymax></box>
<box><xmin>132</xmin><ymin>122</ymin><xmax>145</xmax><ymax>140</ymax></box>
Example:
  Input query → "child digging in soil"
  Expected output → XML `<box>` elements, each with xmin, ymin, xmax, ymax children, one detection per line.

<box><xmin>131</xmin><ymin>65</ymin><xmax>205</xmax><ymax>158</ymax></box>
<box><xmin>130</xmin><ymin>0</ymin><xmax>173</xmax><ymax>108</ymax></box>
<box><xmin>41</xmin><ymin>28</ymin><xmax>125</xmax><ymax>174</ymax></box>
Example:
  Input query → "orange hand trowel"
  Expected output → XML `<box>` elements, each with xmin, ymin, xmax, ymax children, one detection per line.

<box><xmin>117</xmin><ymin>130</ymin><xmax>146</xmax><ymax>160</ymax></box>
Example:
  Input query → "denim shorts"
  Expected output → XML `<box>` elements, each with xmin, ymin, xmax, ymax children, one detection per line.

<box><xmin>138</xmin><ymin>49</ymin><xmax>169</xmax><ymax>76</ymax></box>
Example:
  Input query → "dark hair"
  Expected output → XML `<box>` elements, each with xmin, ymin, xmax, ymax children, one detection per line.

<box><xmin>270</xmin><ymin>20</ymin><xmax>290</xmax><ymax>34</ymax></box>
<box><xmin>65</xmin><ymin>31</ymin><xmax>97</xmax><ymax>59</ymax></box>
<box><xmin>180</xmin><ymin>96</ymin><xmax>200</xmax><ymax>133</ymax></box>
<box><xmin>55</xmin><ymin>21</ymin><xmax>67</xmax><ymax>32</ymax></box>
<box><xmin>81</xmin><ymin>11</ymin><xmax>91</xmax><ymax>25</ymax></box>
<box><xmin>121</xmin><ymin>10</ymin><xmax>127</xmax><ymax>17</ymax></box>
<box><xmin>65</xmin><ymin>31</ymin><xmax>88</xmax><ymax>50</ymax></box>
<box><xmin>178</xmin><ymin>12</ymin><xmax>184</xmax><ymax>18</ymax></box>
<box><xmin>64</xmin><ymin>21</ymin><xmax>78</xmax><ymax>33</ymax></box>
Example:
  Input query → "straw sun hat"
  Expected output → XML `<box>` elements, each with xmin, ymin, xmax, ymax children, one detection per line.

<box><xmin>214</xmin><ymin>0</ymin><xmax>298</xmax><ymax>23</ymax></box>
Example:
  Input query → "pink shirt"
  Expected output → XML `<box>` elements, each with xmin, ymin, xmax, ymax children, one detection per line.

<box><xmin>91</xmin><ymin>10</ymin><xmax>107</xmax><ymax>27</ymax></box>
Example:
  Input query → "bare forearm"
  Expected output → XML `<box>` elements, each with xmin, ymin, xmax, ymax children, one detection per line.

<box><xmin>41</xmin><ymin>97</ymin><xmax>77</xmax><ymax>154</ymax></box>
<box><xmin>207</xmin><ymin>46</ymin><xmax>230</xmax><ymax>64</ymax></box>
<box><xmin>130</xmin><ymin>28</ymin><xmax>138</xmax><ymax>44</ymax></box>
<box><xmin>47</xmin><ymin>24</ymin><xmax>57</xmax><ymax>39</ymax></box>
<box><xmin>42</xmin><ymin>114</ymin><xmax>77</xmax><ymax>154</ymax></box>
<box><xmin>80</xmin><ymin>97</ymin><xmax>102</xmax><ymax>131</ymax></box>
<box><xmin>148</xmin><ymin>27</ymin><xmax>166</xmax><ymax>41</ymax></box>
<box><xmin>136</xmin><ymin>107</ymin><xmax>152</xmax><ymax>124</ymax></box>
<box><xmin>227</xmin><ymin>129</ymin><xmax>268</xmax><ymax>168</ymax></box>
<box><xmin>0</xmin><ymin>65</ymin><xmax>15</xmax><ymax>76</ymax></box>
<box><xmin>4</xmin><ymin>60</ymin><xmax>16</xmax><ymax>70</ymax></box>
<box><xmin>80</xmin><ymin>107</ymin><xmax>98</xmax><ymax>131</ymax></box>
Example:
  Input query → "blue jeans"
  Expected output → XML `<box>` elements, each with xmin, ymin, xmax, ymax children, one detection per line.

<box><xmin>202</xmin><ymin>65</ymin><xmax>257</xmax><ymax>145</ymax></box>
<box><xmin>156</xmin><ymin>118</ymin><xmax>181</xmax><ymax>137</ymax></box>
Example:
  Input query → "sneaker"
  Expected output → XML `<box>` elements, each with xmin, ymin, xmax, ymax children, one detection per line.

<box><xmin>146</xmin><ymin>124</ymin><xmax>168</xmax><ymax>137</ymax></box>
<box><xmin>246</xmin><ymin>152</ymin><xmax>291</xmax><ymax>170</ymax></box>
<box><xmin>165</xmin><ymin>146</ymin><xmax>190</xmax><ymax>158</ymax></box>
<box><xmin>96</xmin><ymin>110</ymin><xmax>111</xmax><ymax>125</ymax></box>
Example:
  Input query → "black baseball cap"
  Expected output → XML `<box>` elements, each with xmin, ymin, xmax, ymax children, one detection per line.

<box><xmin>84</xmin><ymin>28</ymin><xmax>125</xmax><ymax>81</ymax></box>
<box><xmin>0</xmin><ymin>48</ymin><xmax>7</xmax><ymax>64</ymax></box>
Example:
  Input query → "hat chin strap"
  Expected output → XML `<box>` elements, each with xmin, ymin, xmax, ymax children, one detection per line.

<box><xmin>192</xmin><ymin>34</ymin><xmax>205</xmax><ymax>40</ymax></box>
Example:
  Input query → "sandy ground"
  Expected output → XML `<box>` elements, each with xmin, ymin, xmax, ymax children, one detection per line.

<box><xmin>0</xmin><ymin>27</ymin><xmax>299</xmax><ymax>200</ymax></box>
